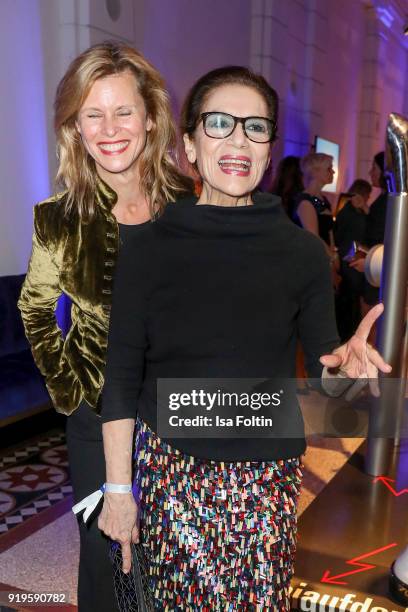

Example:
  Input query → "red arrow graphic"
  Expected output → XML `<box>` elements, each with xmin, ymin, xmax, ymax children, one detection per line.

<box><xmin>321</xmin><ymin>542</ymin><xmax>398</xmax><ymax>585</ymax></box>
<box><xmin>373</xmin><ymin>476</ymin><xmax>408</xmax><ymax>497</ymax></box>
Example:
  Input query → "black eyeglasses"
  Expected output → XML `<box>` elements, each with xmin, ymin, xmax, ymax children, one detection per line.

<box><xmin>200</xmin><ymin>112</ymin><xmax>276</xmax><ymax>143</ymax></box>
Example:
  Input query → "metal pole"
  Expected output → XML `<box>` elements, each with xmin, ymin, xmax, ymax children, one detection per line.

<box><xmin>365</xmin><ymin>113</ymin><xmax>408</xmax><ymax>476</ymax></box>
<box><xmin>394</xmin><ymin>309</ymin><xmax>408</xmax><ymax>447</ymax></box>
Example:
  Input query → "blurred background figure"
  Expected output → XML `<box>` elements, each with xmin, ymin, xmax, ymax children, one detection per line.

<box><xmin>292</xmin><ymin>152</ymin><xmax>339</xmax><ymax>289</ymax></box>
<box><xmin>270</xmin><ymin>155</ymin><xmax>304</xmax><ymax>217</ymax></box>
<box><xmin>334</xmin><ymin>179</ymin><xmax>372</xmax><ymax>340</ymax></box>
<box><xmin>348</xmin><ymin>152</ymin><xmax>388</xmax><ymax>343</ymax></box>
<box><xmin>366</xmin><ymin>151</ymin><xmax>388</xmax><ymax>249</ymax></box>
<box><xmin>293</xmin><ymin>153</ymin><xmax>335</xmax><ymax>248</ymax></box>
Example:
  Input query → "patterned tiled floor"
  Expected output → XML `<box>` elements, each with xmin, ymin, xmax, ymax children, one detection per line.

<box><xmin>0</xmin><ymin>425</ymin><xmax>363</xmax><ymax>609</ymax></box>
<box><xmin>0</xmin><ymin>430</ymin><xmax>73</xmax><ymax>554</ymax></box>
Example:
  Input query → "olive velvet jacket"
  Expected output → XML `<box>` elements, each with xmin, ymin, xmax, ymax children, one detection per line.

<box><xmin>18</xmin><ymin>180</ymin><xmax>119</xmax><ymax>415</ymax></box>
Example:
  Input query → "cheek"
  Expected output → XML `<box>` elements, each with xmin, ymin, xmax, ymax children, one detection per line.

<box><xmin>195</xmin><ymin>140</ymin><xmax>219</xmax><ymax>176</ymax></box>
<box><xmin>197</xmin><ymin>156</ymin><xmax>220</xmax><ymax>181</ymax></box>
<box><xmin>80</xmin><ymin>124</ymin><xmax>99</xmax><ymax>145</ymax></box>
<box><xmin>252</xmin><ymin>152</ymin><xmax>270</xmax><ymax>177</ymax></box>
<box><xmin>128</xmin><ymin>117</ymin><xmax>148</xmax><ymax>137</ymax></box>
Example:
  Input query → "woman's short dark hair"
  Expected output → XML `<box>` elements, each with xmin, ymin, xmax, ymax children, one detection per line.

<box><xmin>348</xmin><ymin>178</ymin><xmax>372</xmax><ymax>199</ymax></box>
<box><xmin>180</xmin><ymin>66</ymin><xmax>279</xmax><ymax>140</ymax></box>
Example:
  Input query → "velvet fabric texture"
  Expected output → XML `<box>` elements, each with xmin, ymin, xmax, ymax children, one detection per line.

<box><xmin>18</xmin><ymin>180</ymin><xmax>120</xmax><ymax>415</ymax></box>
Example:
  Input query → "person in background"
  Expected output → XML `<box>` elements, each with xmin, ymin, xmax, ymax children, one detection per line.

<box><xmin>270</xmin><ymin>154</ymin><xmax>304</xmax><ymax>217</ymax></box>
<box><xmin>366</xmin><ymin>151</ymin><xmax>388</xmax><ymax>248</ymax></box>
<box><xmin>334</xmin><ymin>179</ymin><xmax>372</xmax><ymax>340</ymax></box>
<box><xmin>293</xmin><ymin>152</ymin><xmax>334</xmax><ymax>247</ymax></box>
<box><xmin>97</xmin><ymin>65</ymin><xmax>391</xmax><ymax>610</ymax></box>
<box><xmin>18</xmin><ymin>41</ymin><xmax>191</xmax><ymax>611</ymax></box>
<box><xmin>293</xmin><ymin>152</ymin><xmax>339</xmax><ymax>288</ymax></box>
<box><xmin>349</xmin><ymin>152</ymin><xmax>388</xmax><ymax>316</ymax></box>
<box><xmin>334</xmin><ymin>179</ymin><xmax>371</xmax><ymax>250</ymax></box>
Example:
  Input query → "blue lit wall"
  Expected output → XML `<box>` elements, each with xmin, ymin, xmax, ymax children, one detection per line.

<box><xmin>0</xmin><ymin>0</ymin><xmax>50</xmax><ymax>277</ymax></box>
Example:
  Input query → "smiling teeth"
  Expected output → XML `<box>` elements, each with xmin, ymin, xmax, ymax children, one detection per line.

<box><xmin>218</xmin><ymin>159</ymin><xmax>251</xmax><ymax>167</ymax></box>
<box><xmin>99</xmin><ymin>141</ymin><xmax>129</xmax><ymax>152</ymax></box>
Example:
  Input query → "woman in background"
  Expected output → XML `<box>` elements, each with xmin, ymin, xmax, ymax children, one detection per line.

<box><xmin>18</xmin><ymin>41</ymin><xmax>191</xmax><ymax>611</ymax></box>
<box><xmin>334</xmin><ymin>179</ymin><xmax>372</xmax><ymax>340</ymax></box>
<box><xmin>345</xmin><ymin>152</ymin><xmax>388</xmax><ymax>344</ymax></box>
<box><xmin>293</xmin><ymin>152</ymin><xmax>335</xmax><ymax>248</ymax></box>
<box><xmin>293</xmin><ymin>152</ymin><xmax>340</xmax><ymax>289</ymax></box>
<box><xmin>349</xmin><ymin>152</ymin><xmax>388</xmax><ymax>309</ymax></box>
<box><xmin>270</xmin><ymin>154</ymin><xmax>304</xmax><ymax>217</ymax></box>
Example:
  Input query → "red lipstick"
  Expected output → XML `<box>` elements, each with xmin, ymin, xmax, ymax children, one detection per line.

<box><xmin>218</xmin><ymin>155</ymin><xmax>251</xmax><ymax>176</ymax></box>
<box><xmin>97</xmin><ymin>140</ymin><xmax>130</xmax><ymax>156</ymax></box>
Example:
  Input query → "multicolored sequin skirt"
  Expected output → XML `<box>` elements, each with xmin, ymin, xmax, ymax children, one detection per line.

<box><xmin>134</xmin><ymin>418</ymin><xmax>302</xmax><ymax>611</ymax></box>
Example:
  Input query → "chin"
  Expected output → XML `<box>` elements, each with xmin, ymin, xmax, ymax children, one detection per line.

<box><xmin>223</xmin><ymin>180</ymin><xmax>255</xmax><ymax>196</ymax></box>
<box><xmin>222</xmin><ymin>190</ymin><xmax>252</xmax><ymax>200</ymax></box>
<box><xmin>96</xmin><ymin>157</ymin><xmax>134</xmax><ymax>175</ymax></box>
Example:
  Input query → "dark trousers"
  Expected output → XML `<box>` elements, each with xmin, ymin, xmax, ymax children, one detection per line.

<box><xmin>66</xmin><ymin>401</ymin><xmax>119</xmax><ymax>612</ymax></box>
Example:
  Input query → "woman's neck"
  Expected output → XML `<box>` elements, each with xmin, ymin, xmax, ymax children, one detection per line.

<box><xmin>98</xmin><ymin>168</ymin><xmax>151</xmax><ymax>224</ymax></box>
<box><xmin>304</xmin><ymin>179</ymin><xmax>325</xmax><ymax>198</ymax></box>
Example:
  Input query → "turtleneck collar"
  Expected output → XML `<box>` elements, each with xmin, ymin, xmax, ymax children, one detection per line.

<box><xmin>159</xmin><ymin>192</ymin><xmax>286</xmax><ymax>237</ymax></box>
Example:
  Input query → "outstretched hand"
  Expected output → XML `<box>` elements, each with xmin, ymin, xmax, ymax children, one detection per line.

<box><xmin>319</xmin><ymin>303</ymin><xmax>392</xmax><ymax>395</ymax></box>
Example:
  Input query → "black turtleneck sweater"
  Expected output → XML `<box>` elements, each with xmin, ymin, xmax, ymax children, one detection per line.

<box><xmin>101</xmin><ymin>193</ymin><xmax>339</xmax><ymax>461</ymax></box>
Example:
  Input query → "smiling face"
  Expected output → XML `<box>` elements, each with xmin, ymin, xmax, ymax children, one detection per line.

<box><xmin>183</xmin><ymin>84</ymin><xmax>272</xmax><ymax>206</ymax></box>
<box><xmin>76</xmin><ymin>71</ymin><xmax>152</xmax><ymax>182</ymax></box>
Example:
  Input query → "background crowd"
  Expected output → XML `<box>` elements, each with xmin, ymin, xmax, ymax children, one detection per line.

<box><xmin>270</xmin><ymin>150</ymin><xmax>387</xmax><ymax>342</ymax></box>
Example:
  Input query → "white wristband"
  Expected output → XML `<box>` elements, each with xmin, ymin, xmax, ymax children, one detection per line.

<box><xmin>104</xmin><ymin>483</ymin><xmax>132</xmax><ymax>494</ymax></box>
<box><xmin>72</xmin><ymin>483</ymin><xmax>132</xmax><ymax>524</ymax></box>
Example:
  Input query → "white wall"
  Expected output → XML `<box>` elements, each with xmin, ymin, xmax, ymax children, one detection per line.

<box><xmin>0</xmin><ymin>0</ymin><xmax>137</xmax><ymax>276</ymax></box>
<box><xmin>0</xmin><ymin>0</ymin><xmax>50</xmax><ymax>276</ymax></box>
<box><xmin>357</xmin><ymin>2</ymin><xmax>408</xmax><ymax>183</ymax></box>
<box><xmin>250</xmin><ymin>0</ymin><xmax>408</xmax><ymax>198</ymax></box>
<box><xmin>135</xmin><ymin>0</ymin><xmax>252</xmax><ymax>116</ymax></box>
<box><xmin>1</xmin><ymin>0</ymin><xmax>408</xmax><ymax>277</ymax></box>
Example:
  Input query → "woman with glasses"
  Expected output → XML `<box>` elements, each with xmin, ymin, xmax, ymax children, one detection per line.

<box><xmin>98</xmin><ymin>66</ymin><xmax>390</xmax><ymax>609</ymax></box>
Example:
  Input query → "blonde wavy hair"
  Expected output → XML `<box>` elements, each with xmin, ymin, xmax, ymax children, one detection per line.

<box><xmin>300</xmin><ymin>153</ymin><xmax>333</xmax><ymax>183</ymax></box>
<box><xmin>54</xmin><ymin>41</ymin><xmax>192</xmax><ymax>220</ymax></box>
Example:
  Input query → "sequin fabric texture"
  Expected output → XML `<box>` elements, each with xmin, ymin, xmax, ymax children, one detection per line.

<box><xmin>134</xmin><ymin>419</ymin><xmax>302</xmax><ymax>611</ymax></box>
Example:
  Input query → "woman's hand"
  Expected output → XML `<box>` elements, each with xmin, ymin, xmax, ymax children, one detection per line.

<box><xmin>319</xmin><ymin>303</ymin><xmax>392</xmax><ymax>393</ymax></box>
<box><xmin>98</xmin><ymin>493</ymin><xmax>139</xmax><ymax>573</ymax></box>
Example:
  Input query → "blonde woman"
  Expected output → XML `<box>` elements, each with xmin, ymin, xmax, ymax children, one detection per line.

<box><xmin>18</xmin><ymin>41</ymin><xmax>191</xmax><ymax>611</ymax></box>
<box><xmin>294</xmin><ymin>152</ymin><xmax>335</xmax><ymax>246</ymax></box>
<box><xmin>293</xmin><ymin>152</ymin><xmax>340</xmax><ymax>290</ymax></box>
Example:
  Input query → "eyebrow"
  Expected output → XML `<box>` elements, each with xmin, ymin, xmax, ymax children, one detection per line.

<box><xmin>80</xmin><ymin>104</ymin><xmax>136</xmax><ymax>112</ymax></box>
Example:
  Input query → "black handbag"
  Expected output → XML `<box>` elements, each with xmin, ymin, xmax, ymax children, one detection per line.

<box><xmin>110</xmin><ymin>541</ymin><xmax>155</xmax><ymax>612</ymax></box>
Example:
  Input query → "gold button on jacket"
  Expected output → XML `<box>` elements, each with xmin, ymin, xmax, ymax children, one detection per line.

<box><xmin>18</xmin><ymin>180</ymin><xmax>118</xmax><ymax>416</ymax></box>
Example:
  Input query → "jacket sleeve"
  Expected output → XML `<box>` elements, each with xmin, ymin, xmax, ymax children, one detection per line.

<box><xmin>101</xmin><ymin>238</ymin><xmax>147</xmax><ymax>423</ymax></box>
<box><xmin>18</xmin><ymin>206</ymin><xmax>82</xmax><ymax>414</ymax></box>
